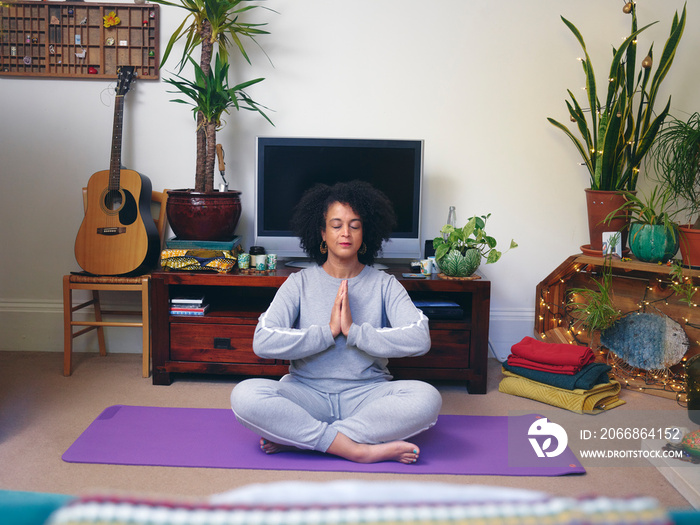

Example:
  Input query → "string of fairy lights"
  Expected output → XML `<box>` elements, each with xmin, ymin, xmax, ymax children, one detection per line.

<box><xmin>537</xmin><ymin>1</ymin><xmax>700</xmax><ymax>404</ymax></box>
<box><xmin>537</xmin><ymin>261</ymin><xmax>700</xmax><ymax>406</ymax></box>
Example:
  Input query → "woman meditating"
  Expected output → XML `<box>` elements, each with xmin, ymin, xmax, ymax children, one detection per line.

<box><xmin>230</xmin><ymin>180</ymin><xmax>442</xmax><ymax>464</ymax></box>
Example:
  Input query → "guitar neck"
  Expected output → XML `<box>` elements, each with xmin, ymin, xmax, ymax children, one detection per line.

<box><xmin>108</xmin><ymin>94</ymin><xmax>125</xmax><ymax>191</ymax></box>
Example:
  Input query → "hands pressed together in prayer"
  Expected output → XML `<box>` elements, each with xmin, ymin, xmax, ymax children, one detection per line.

<box><xmin>330</xmin><ymin>280</ymin><xmax>352</xmax><ymax>338</ymax></box>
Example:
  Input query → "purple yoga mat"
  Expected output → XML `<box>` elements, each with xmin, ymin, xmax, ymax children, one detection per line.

<box><xmin>62</xmin><ymin>405</ymin><xmax>584</xmax><ymax>476</ymax></box>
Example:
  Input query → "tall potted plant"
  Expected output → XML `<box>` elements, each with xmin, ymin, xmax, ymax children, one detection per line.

<box><xmin>547</xmin><ymin>2</ymin><xmax>686</xmax><ymax>254</ymax></box>
<box><xmin>151</xmin><ymin>0</ymin><xmax>273</xmax><ymax>241</ymax></box>
<box><xmin>651</xmin><ymin>112</ymin><xmax>700</xmax><ymax>267</ymax></box>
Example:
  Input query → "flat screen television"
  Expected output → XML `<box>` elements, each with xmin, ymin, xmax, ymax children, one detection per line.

<box><xmin>254</xmin><ymin>137</ymin><xmax>424</xmax><ymax>261</ymax></box>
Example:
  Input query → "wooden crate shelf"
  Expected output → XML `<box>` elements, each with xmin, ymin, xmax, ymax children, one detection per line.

<box><xmin>535</xmin><ymin>254</ymin><xmax>700</xmax><ymax>400</ymax></box>
<box><xmin>0</xmin><ymin>1</ymin><xmax>159</xmax><ymax>79</ymax></box>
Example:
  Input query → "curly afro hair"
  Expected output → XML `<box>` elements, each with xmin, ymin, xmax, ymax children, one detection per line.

<box><xmin>290</xmin><ymin>180</ymin><xmax>397</xmax><ymax>265</ymax></box>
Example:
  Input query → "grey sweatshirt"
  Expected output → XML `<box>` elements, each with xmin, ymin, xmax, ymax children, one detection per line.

<box><xmin>253</xmin><ymin>265</ymin><xmax>431</xmax><ymax>393</ymax></box>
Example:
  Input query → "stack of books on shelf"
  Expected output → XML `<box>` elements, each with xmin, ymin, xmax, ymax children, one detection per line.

<box><xmin>170</xmin><ymin>295</ymin><xmax>209</xmax><ymax>316</ymax></box>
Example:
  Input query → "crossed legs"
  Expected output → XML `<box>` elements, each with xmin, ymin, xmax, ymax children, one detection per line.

<box><xmin>230</xmin><ymin>376</ymin><xmax>442</xmax><ymax>464</ymax></box>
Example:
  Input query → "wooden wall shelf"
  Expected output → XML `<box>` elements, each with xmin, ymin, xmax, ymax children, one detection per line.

<box><xmin>0</xmin><ymin>1</ymin><xmax>159</xmax><ymax>79</ymax></box>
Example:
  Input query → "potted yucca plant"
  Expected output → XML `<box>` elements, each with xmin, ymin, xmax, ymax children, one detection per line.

<box><xmin>151</xmin><ymin>0</ymin><xmax>274</xmax><ymax>241</ymax></box>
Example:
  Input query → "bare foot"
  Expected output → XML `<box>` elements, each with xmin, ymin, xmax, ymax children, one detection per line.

<box><xmin>327</xmin><ymin>433</ymin><xmax>420</xmax><ymax>464</ymax></box>
<box><xmin>259</xmin><ymin>437</ymin><xmax>297</xmax><ymax>454</ymax></box>
<box><xmin>259</xmin><ymin>435</ymin><xmax>420</xmax><ymax>464</ymax></box>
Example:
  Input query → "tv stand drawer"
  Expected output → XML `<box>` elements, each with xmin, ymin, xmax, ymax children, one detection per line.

<box><xmin>170</xmin><ymin>323</ymin><xmax>274</xmax><ymax>364</ymax></box>
<box><xmin>390</xmin><ymin>328</ymin><xmax>470</xmax><ymax>369</ymax></box>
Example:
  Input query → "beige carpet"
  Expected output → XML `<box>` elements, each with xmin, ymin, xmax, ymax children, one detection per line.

<box><xmin>0</xmin><ymin>351</ymin><xmax>693</xmax><ymax>509</ymax></box>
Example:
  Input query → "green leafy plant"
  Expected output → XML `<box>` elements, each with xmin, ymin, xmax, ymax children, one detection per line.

<box><xmin>651</xmin><ymin>112</ymin><xmax>700</xmax><ymax>228</ymax></box>
<box><xmin>547</xmin><ymin>2</ymin><xmax>686</xmax><ymax>192</ymax></box>
<box><xmin>670</xmin><ymin>259</ymin><xmax>697</xmax><ymax>306</ymax></box>
<box><xmin>165</xmin><ymin>54</ymin><xmax>272</xmax><ymax>183</ymax></box>
<box><xmin>150</xmin><ymin>0</ymin><xmax>274</xmax><ymax>192</ymax></box>
<box><xmin>567</xmin><ymin>257</ymin><xmax>621</xmax><ymax>336</ymax></box>
<box><xmin>156</xmin><ymin>0</ymin><xmax>270</xmax><ymax>74</ymax></box>
<box><xmin>605</xmin><ymin>185</ymin><xmax>683</xmax><ymax>240</ymax></box>
<box><xmin>433</xmin><ymin>214</ymin><xmax>517</xmax><ymax>266</ymax></box>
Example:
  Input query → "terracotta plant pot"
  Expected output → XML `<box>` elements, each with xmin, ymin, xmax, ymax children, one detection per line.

<box><xmin>628</xmin><ymin>223</ymin><xmax>679</xmax><ymax>263</ymax></box>
<box><xmin>679</xmin><ymin>225</ymin><xmax>700</xmax><ymax>268</ymax></box>
<box><xmin>166</xmin><ymin>189</ymin><xmax>242</xmax><ymax>241</ymax></box>
<box><xmin>584</xmin><ymin>189</ymin><xmax>632</xmax><ymax>253</ymax></box>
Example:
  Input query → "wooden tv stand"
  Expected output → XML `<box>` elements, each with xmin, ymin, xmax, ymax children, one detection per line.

<box><xmin>151</xmin><ymin>265</ymin><xmax>490</xmax><ymax>392</ymax></box>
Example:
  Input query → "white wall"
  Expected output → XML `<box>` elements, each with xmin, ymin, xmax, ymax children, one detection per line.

<box><xmin>2</xmin><ymin>0</ymin><xmax>699</xmax><ymax>360</ymax></box>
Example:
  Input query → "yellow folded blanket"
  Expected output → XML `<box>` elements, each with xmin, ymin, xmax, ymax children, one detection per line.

<box><xmin>499</xmin><ymin>368</ymin><xmax>625</xmax><ymax>414</ymax></box>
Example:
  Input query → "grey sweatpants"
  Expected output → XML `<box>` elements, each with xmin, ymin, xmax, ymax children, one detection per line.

<box><xmin>230</xmin><ymin>375</ymin><xmax>442</xmax><ymax>452</ymax></box>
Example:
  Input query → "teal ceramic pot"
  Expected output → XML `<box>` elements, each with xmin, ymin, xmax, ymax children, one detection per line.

<box><xmin>628</xmin><ymin>223</ymin><xmax>679</xmax><ymax>263</ymax></box>
<box><xmin>437</xmin><ymin>248</ymin><xmax>481</xmax><ymax>277</ymax></box>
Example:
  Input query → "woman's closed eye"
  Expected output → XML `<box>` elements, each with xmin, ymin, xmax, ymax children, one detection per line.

<box><xmin>330</xmin><ymin>220</ymin><xmax>362</xmax><ymax>230</ymax></box>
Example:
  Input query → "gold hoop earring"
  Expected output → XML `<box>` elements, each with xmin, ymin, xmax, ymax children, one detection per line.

<box><xmin>358</xmin><ymin>242</ymin><xmax>367</xmax><ymax>255</ymax></box>
<box><xmin>320</xmin><ymin>240</ymin><xmax>328</xmax><ymax>255</ymax></box>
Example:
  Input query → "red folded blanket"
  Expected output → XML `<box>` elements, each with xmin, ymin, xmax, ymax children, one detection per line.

<box><xmin>506</xmin><ymin>336</ymin><xmax>595</xmax><ymax>375</ymax></box>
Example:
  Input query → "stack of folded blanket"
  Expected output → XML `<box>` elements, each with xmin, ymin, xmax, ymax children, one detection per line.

<box><xmin>498</xmin><ymin>336</ymin><xmax>625</xmax><ymax>414</ymax></box>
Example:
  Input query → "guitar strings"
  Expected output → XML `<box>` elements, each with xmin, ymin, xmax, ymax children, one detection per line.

<box><xmin>101</xmin><ymin>79</ymin><xmax>121</xmax><ymax>229</ymax></box>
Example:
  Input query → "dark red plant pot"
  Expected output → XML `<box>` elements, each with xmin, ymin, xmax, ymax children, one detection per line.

<box><xmin>166</xmin><ymin>189</ymin><xmax>242</xmax><ymax>241</ymax></box>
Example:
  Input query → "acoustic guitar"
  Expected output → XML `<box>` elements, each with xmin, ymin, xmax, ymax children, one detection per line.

<box><xmin>74</xmin><ymin>66</ymin><xmax>160</xmax><ymax>276</ymax></box>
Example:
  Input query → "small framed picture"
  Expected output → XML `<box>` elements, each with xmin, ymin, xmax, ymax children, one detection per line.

<box><xmin>602</xmin><ymin>231</ymin><xmax>622</xmax><ymax>258</ymax></box>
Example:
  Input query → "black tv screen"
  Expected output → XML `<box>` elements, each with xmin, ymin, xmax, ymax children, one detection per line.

<box><xmin>255</xmin><ymin>137</ymin><xmax>423</xmax><ymax>260</ymax></box>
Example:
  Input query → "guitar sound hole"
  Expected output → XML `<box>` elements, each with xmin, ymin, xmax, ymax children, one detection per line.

<box><xmin>102</xmin><ymin>189</ymin><xmax>124</xmax><ymax>212</ymax></box>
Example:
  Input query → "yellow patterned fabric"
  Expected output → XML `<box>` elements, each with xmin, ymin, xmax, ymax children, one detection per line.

<box><xmin>499</xmin><ymin>368</ymin><xmax>625</xmax><ymax>414</ymax></box>
<box><xmin>160</xmin><ymin>249</ymin><xmax>237</xmax><ymax>273</ymax></box>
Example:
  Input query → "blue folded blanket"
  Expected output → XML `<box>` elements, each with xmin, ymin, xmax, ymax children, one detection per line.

<box><xmin>501</xmin><ymin>361</ymin><xmax>611</xmax><ymax>391</ymax></box>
